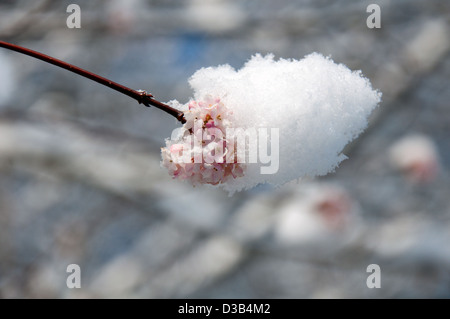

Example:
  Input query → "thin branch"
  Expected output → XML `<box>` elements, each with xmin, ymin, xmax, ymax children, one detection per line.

<box><xmin>0</xmin><ymin>40</ymin><xmax>185</xmax><ymax>123</ymax></box>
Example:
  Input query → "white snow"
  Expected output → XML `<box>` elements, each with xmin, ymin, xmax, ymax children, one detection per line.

<box><xmin>168</xmin><ymin>53</ymin><xmax>381</xmax><ymax>194</ymax></box>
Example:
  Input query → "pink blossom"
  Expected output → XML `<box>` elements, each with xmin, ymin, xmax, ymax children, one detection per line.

<box><xmin>161</xmin><ymin>95</ymin><xmax>245</xmax><ymax>186</ymax></box>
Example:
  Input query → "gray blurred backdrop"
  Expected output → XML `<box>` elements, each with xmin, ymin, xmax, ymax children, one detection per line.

<box><xmin>0</xmin><ymin>0</ymin><xmax>449</xmax><ymax>298</ymax></box>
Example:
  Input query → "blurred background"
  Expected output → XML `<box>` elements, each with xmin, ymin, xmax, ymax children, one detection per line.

<box><xmin>0</xmin><ymin>0</ymin><xmax>449</xmax><ymax>298</ymax></box>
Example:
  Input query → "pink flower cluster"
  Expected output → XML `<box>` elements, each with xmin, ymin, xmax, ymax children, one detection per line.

<box><xmin>161</xmin><ymin>95</ymin><xmax>245</xmax><ymax>185</ymax></box>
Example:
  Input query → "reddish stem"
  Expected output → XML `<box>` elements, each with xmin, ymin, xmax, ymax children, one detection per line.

<box><xmin>0</xmin><ymin>40</ymin><xmax>185</xmax><ymax>123</ymax></box>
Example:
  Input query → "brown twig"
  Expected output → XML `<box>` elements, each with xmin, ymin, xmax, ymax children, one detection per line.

<box><xmin>0</xmin><ymin>40</ymin><xmax>185</xmax><ymax>123</ymax></box>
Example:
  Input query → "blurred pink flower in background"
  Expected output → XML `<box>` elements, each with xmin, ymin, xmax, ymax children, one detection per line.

<box><xmin>389</xmin><ymin>134</ymin><xmax>440</xmax><ymax>183</ymax></box>
<box><xmin>274</xmin><ymin>184</ymin><xmax>360</xmax><ymax>245</ymax></box>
